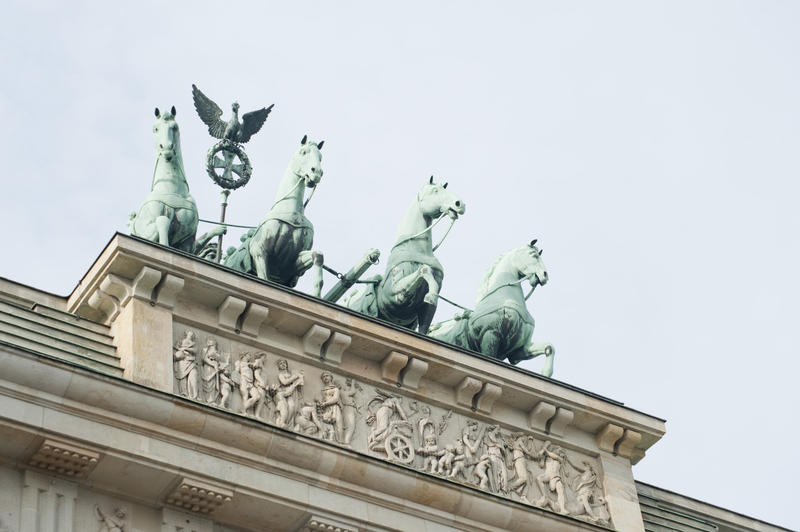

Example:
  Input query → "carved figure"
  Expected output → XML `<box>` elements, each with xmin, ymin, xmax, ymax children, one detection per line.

<box><xmin>130</xmin><ymin>107</ymin><xmax>225</xmax><ymax>254</ymax></box>
<box><xmin>224</xmin><ymin>136</ymin><xmax>326</xmax><ymax>296</ymax></box>
<box><xmin>339</xmin><ymin>378</ymin><xmax>361</xmax><ymax>445</ymax></box>
<box><xmin>235</xmin><ymin>352</ymin><xmax>266</xmax><ymax>416</ymax></box>
<box><xmin>436</xmin><ymin>444</ymin><xmax>457</xmax><ymax>476</ymax></box>
<box><xmin>201</xmin><ymin>338</ymin><xmax>228</xmax><ymax>405</ymax></box>
<box><xmin>94</xmin><ymin>505</ymin><xmax>125</xmax><ymax>532</ymax></box>
<box><xmin>428</xmin><ymin>241</ymin><xmax>553</xmax><ymax>372</ymax></box>
<box><xmin>366</xmin><ymin>391</ymin><xmax>415</xmax><ymax>464</ymax></box>
<box><xmin>345</xmin><ymin>177</ymin><xmax>466</xmax><ymax>333</ymax></box>
<box><xmin>275</xmin><ymin>359</ymin><xmax>304</xmax><ymax>428</ymax></box>
<box><xmin>316</xmin><ymin>372</ymin><xmax>344</xmax><ymax>441</ymax></box>
<box><xmin>417</xmin><ymin>434</ymin><xmax>443</xmax><ymax>474</ymax></box>
<box><xmin>447</xmin><ymin>439</ymin><xmax>468</xmax><ymax>480</ymax></box>
<box><xmin>535</xmin><ymin>440</ymin><xmax>568</xmax><ymax>514</ymax></box>
<box><xmin>567</xmin><ymin>458</ymin><xmax>608</xmax><ymax>523</ymax></box>
<box><xmin>474</xmin><ymin>425</ymin><xmax>508</xmax><ymax>493</ymax></box>
<box><xmin>506</xmin><ymin>433</ymin><xmax>538</xmax><ymax>503</ymax></box>
<box><xmin>173</xmin><ymin>331</ymin><xmax>199</xmax><ymax>399</ymax></box>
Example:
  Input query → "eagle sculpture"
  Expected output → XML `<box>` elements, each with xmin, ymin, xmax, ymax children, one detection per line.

<box><xmin>191</xmin><ymin>84</ymin><xmax>274</xmax><ymax>144</ymax></box>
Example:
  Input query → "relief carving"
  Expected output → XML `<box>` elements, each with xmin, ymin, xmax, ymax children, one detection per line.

<box><xmin>170</xmin><ymin>325</ymin><xmax>612</xmax><ymax>527</ymax></box>
<box><xmin>95</xmin><ymin>505</ymin><xmax>126</xmax><ymax>532</ymax></box>
<box><xmin>275</xmin><ymin>358</ymin><xmax>304</xmax><ymax>427</ymax></box>
<box><xmin>173</xmin><ymin>331</ymin><xmax>199</xmax><ymax>400</ymax></box>
<box><xmin>201</xmin><ymin>338</ymin><xmax>232</xmax><ymax>408</ymax></box>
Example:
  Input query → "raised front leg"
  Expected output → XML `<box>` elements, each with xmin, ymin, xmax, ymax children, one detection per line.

<box><xmin>386</xmin><ymin>265</ymin><xmax>439</xmax><ymax>306</ymax></box>
<box><xmin>295</xmin><ymin>250</ymin><xmax>324</xmax><ymax>297</ymax></box>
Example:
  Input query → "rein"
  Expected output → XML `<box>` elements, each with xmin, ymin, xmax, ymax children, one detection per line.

<box><xmin>392</xmin><ymin>196</ymin><xmax>458</xmax><ymax>251</ymax></box>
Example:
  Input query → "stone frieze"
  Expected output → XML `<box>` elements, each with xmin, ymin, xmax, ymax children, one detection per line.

<box><xmin>173</xmin><ymin>325</ymin><xmax>612</xmax><ymax>527</ymax></box>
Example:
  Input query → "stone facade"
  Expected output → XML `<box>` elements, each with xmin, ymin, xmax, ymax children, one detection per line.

<box><xmin>0</xmin><ymin>234</ymin><xmax>787</xmax><ymax>531</ymax></box>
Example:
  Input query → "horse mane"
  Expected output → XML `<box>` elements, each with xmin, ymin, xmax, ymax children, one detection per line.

<box><xmin>475</xmin><ymin>249</ymin><xmax>514</xmax><ymax>303</ymax></box>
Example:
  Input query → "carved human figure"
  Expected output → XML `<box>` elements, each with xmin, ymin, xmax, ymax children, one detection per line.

<box><xmin>218</xmin><ymin>359</ymin><xmax>233</xmax><ymax>409</ymax></box>
<box><xmin>315</xmin><ymin>372</ymin><xmax>344</xmax><ymax>441</ymax></box>
<box><xmin>235</xmin><ymin>352</ymin><xmax>263</xmax><ymax>416</ymax></box>
<box><xmin>201</xmin><ymin>338</ymin><xmax>226</xmax><ymax>404</ymax></box>
<box><xmin>339</xmin><ymin>377</ymin><xmax>361</xmax><ymax>445</ymax></box>
<box><xmin>568</xmin><ymin>458</ymin><xmax>605</xmax><ymax>522</ymax></box>
<box><xmin>95</xmin><ymin>505</ymin><xmax>125</xmax><ymax>532</ymax></box>
<box><xmin>436</xmin><ymin>444</ymin><xmax>457</xmax><ymax>475</ymax></box>
<box><xmin>535</xmin><ymin>440</ymin><xmax>568</xmax><ymax>514</ymax></box>
<box><xmin>448</xmin><ymin>439</ymin><xmax>468</xmax><ymax>480</ymax></box>
<box><xmin>366</xmin><ymin>393</ymin><xmax>408</xmax><ymax>451</ymax></box>
<box><xmin>173</xmin><ymin>331</ymin><xmax>199</xmax><ymax>399</ymax></box>
<box><xmin>275</xmin><ymin>359</ymin><xmax>304</xmax><ymax>427</ymax></box>
<box><xmin>506</xmin><ymin>433</ymin><xmax>538</xmax><ymax>503</ymax></box>
<box><xmin>474</xmin><ymin>425</ymin><xmax>507</xmax><ymax>493</ymax></box>
<box><xmin>461</xmin><ymin>421</ymin><xmax>482</xmax><ymax>465</ymax></box>
<box><xmin>417</xmin><ymin>434</ymin><xmax>443</xmax><ymax>474</ymax></box>
<box><xmin>252</xmin><ymin>353</ymin><xmax>270</xmax><ymax>418</ymax></box>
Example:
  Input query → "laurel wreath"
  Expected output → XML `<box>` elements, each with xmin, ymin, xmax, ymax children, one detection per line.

<box><xmin>205</xmin><ymin>140</ymin><xmax>252</xmax><ymax>190</ymax></box>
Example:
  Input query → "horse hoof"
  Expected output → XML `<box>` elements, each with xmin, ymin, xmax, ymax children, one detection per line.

<box><xmin>424</xmin><ymin>294</ymin><xmax>438</xmax><ymax>305</ymax></box>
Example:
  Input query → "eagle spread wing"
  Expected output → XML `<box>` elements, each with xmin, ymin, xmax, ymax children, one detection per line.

<box><xmin>239</xmin><ymin>104</ymin><xmax>274</xmax><ymax>143</ymax></box>
<box><xmin>192</xmin><ymin>84</ymin><xmax>226</xmax><ymax>139</ymax></box>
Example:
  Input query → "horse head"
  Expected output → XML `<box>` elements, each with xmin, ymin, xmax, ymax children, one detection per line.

<box><xmin>418</xmin><ymin>176</ymin><xmax>466</xmax><ymax>220</ymax></box>
<box><xmin>291</xmin><ymin>134</ymin><xmax>324</xmax><ymax>188</ymax></box>
<box><xmin>515</xmin><ymin>240</ymin><xmax>549</xmax><ymax>291</ymax></box>
<box><xmin>153</xmin><ymin>106</ymin><xmax>180</xmax><ymax>162</ymax></box>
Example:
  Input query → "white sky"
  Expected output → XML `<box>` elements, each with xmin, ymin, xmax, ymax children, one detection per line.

<box><xmin>2</xmin><ymin>2</ymin><xmax>798</xmax><ymax>529</ymax></box>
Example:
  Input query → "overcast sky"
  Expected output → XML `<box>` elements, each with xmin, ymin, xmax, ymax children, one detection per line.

<box><xmin>2</xmin><ymin>1</ymin><xmax>798</xmax><ymax>529</ymax></box>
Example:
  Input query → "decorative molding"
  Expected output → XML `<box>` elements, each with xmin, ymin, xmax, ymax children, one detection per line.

<box><xmin>164</xmin><ymin>476</ymin><xmax>233</xmax><ymax>515</ymax></box>
<box><xmin>616</xmin><ymin>429</ymin><xmax>642</xmax><ymax>459</ymax></box>
<box><xmin>380</xmin><ymin>351</ymin><xmax>408</xmax><ymax>384</ymax></box>
<box><xmin>154</xmin><ymin>273</ymin><xmax>184</xmax><ymax>309</ymax></box>
<box><xmin>528</xmin><ymin>401</ymin><xmax>557</xmax><ymax>432</ymax></box>
<box><xmin>400</xmin><ymin>358</ymin><xmax>428</xmax><ymax>389</ymax></box>
<box><xmin>240</xmin><ymin>302</ymin><xmax>270</xmax><ymax>337</ymax></box>
<box><xmin>474</xmin><ymin>382</ymin><xmax>502</xmax><ymax>414</ymax></box>
<box><xmin>455</xmin><ymin>376</ymin><xmax>483</xmax><ymax>408</ymax></box>
<box><xmin>549</xmin><ymin>407</ymin><xmax>574</xmax><ymax>436</ymax></box>
<box><xmin>322</xmin><ymin>331</ymin><xmax>351</xmax><ymax>365</ymax></box>
<box><xmin>217</xmin><ymin>295</ymin><xmax>247</xmax><ymax>331</ymax></box>
<box><xmin>303</xmin><ymin>324</ymin><xmax>332</xmax><ymax>357</ymax></box>
<box><xmin>27</xmin><ymin>438</ymin><xmax>100</xmax><ymax>478</ymax></box>
<box><xmin>299</xmin><ymin>516</ymin><xmax>359</xmax><ymax>532</ymax></box>
<box><xmin>595</xmin><ymin>423</ymin><xmax>625</xmax><ymax>453</ymax></box>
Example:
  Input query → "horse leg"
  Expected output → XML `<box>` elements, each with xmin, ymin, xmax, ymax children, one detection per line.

<box><xmin>386</xmin><ymin>265</ymin><xmax>434</xmax><ymax>305</ymax></box>
<box><xmin>479</xmin><ymin>330</ymin><xmax>502</xmax><ymax>359</ymax></box>
<box><xmin>417</xmin><ymin>302</ymin><xmax>437</xmax><ymax>335</ymax></box>
<box><xmin>155</xmin><ymin>215</ymin><xmax>171</xmax><ymax>246</ymax></box>
<box><xmin>249</xmin><ymin>236</ymin><xmax>270</xmax><ymax>280</ymax></box>
<box><xmin>295</xmin><ymin>250</ymin><xmax>324</xmax><ymax>297</ymax></box>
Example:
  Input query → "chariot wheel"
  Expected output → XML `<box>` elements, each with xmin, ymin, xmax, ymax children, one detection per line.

<box><xmin>206</xmin><ymin>140</ymin><xmax>252</xmax><ymax>190</ymax></box>
<box><xmin>384</xmin><ymin>433</ymin><xmax>415</xmax><ymax>464</ymax></box>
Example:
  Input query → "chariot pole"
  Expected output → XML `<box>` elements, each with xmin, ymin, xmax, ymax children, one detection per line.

<box><xmin>323</xmin><ymin>248</ymin><xmax>381</xmax><ymax>302</ymax></box>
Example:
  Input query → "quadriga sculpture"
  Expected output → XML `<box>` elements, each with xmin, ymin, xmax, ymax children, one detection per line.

<box><xmin>428</xmin><ymin>241</ymin><xmax>555</xmax><ymax>375</ymax></box>
<box><xmin>130</xmin><ymin>107</ymin><xmax>222</xmax><ymax>253</ymax></box>
<box><xmin>345</xmin><ymin>177</ymin><xmax>465</xmax><ymax>333</ymax></box>
<box><xmin>224</xmin><ymin>135</ymin><xmax>325</xmax><ymax>295</ymax></box>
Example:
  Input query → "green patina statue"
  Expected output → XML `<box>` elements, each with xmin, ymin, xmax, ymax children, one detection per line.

<box><xmin>224</xmin><ymin>135</ymin><xmax>326</xmax><ymax>295</ymax></box>
<box><xmin>129</xmin><ymin>107</ymin><xmax>224</xmax><ymax>253</ymax></box>
<box><xmin>428</xmin><ymin>241</ymin><xmax>555</xmax><ymax>375</ymax></box>
<box><xmin>344</xmin><ymin>177</ymin><xmax>465</xmax><ymax>334</ymax></box>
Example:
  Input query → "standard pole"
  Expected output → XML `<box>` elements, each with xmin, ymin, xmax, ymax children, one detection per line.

<box><xmin>217</xmin><ymin>189</ymin><xmax>231</xmax><ymax>263</ymax></box>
